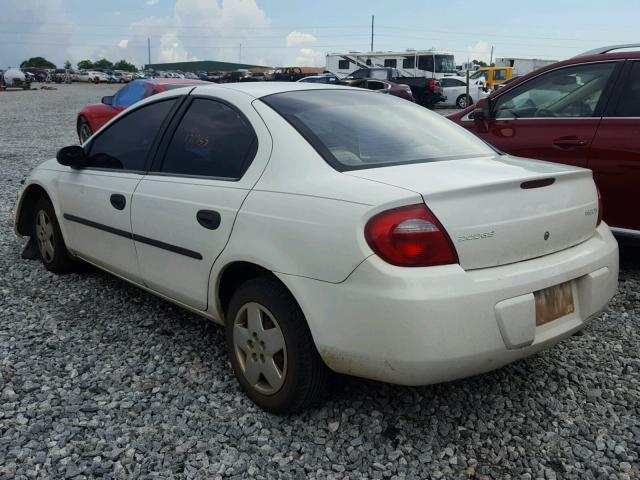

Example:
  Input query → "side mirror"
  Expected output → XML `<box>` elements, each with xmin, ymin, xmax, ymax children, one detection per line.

<box><xmin>101</xmin><ymin>95</ymin><xmax>113</xmax><ymax>106</ymax></box>
<box><xmin>473</xmin><ymin>98</ymin><xmax>492</xmax><ymax>133</ymax></box>
<box><xmin>56</xmin><ymin>145</ymin><xmax>87</xmax><ymax>169</ymax></box>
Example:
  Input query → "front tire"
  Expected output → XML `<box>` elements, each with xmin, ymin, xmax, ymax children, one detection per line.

<box><xmin>33</xmin><ymin>197</ymin><xmax>76</xmax><ymax>274</ymax></box>
<box><xmin>77</xmin><ymin>117</ymin><xmax>93</xmax><ymax>143</ymax></box>
<box><xmin>225</xmin><ymin>277</ymin><xmax>328</xmax><ymax>413</ymax></box>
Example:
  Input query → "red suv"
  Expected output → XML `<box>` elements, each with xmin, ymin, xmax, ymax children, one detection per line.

<box><xmin>448</xmin><ymin>44</ymin><xmax>640</xmax><ymax>236</ymax></box>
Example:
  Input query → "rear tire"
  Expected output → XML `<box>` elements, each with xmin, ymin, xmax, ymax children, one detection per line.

<box><xmin>33</xmin><ymin>197</ymin><xmax>76</xmax><ymax>274</ymax></box>
<box><xmin>456</xmin><ymin>94</ymin><xmax>472</xmax><ymax>109</ymax></box>
<box><xmin>225</xmin><ymin>277</ymin><xmax>328</xmax><ymax>413</ymax></box>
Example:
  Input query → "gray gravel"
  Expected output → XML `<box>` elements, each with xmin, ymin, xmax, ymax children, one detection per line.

<box><xmin>1</xmin><ymin>83</ymin><xmax>639</xmax><ymax>479</ymax></box>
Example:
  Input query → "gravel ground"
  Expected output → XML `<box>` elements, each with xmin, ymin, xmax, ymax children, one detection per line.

<box><xmin>0</xmin><ymin>83</ymin><xmax>639</xmax><ymax>479</ymax></box>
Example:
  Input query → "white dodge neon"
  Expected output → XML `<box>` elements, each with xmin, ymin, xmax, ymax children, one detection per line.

<box><xmin>14</xmin><ymin>82</ymin><xmax>618</xmax><ymax>412</ymax></box>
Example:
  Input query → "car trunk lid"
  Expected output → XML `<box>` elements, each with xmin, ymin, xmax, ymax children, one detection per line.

<box><xmin>346</xmin><ymin>155</ymin><xmax>599</xmax><ymax>270</ymax></box>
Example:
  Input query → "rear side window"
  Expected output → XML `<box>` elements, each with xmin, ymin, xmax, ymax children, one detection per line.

<box><xmin>160</xmin><ymin>98</ymin><xmax>257</xmax><ymax>179</ymax></box>
<box><xmin>338</xmin><ymin>59</ymin><xmax>350</xmax><ymax>70</ymax></box>
<box><xmin>612</xmin><ymin>61</ymin><xmax>640</xmax><ymax>117</ymax></box>
<box><xmin>87</xmin><ymin>99</ymin><xmax>175</xmax><ymax>171</ymax></box>
<box><xmin>384</xmin><ymin>59</ymin><xmax>397</xmax><ymax>68</ymax></box>
<box><xmin>262</xmin><ymin>90</ymin><xmax>495</xmax><ymax>171</ymax></box>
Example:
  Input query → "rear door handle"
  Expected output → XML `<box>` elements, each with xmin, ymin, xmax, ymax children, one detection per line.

<box><xmin>196</xmin><ymin>210</ymin><xmax>221</xmax><ymax>230</ymax></box>
<box><xmin>553</xmin><ymin>137</ymin><xmax>588</xmax><ymax>148</ymax></box>
<box><xmin>110</xmin><ymin>194</ymin><xmax>126</xmax><ymax>210</ymax></box>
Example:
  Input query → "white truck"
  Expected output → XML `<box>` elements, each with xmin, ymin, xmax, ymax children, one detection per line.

<box><xmin>326</xmin><ymin>49</ymin><xmax>457</xmax><ymax>79</ymax></box>
<box><xmin>494</xmin><ymin>57</ymin><xmax>556</xmax><ymax>76</ymax></box>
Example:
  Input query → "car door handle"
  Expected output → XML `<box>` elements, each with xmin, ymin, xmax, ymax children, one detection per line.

<box><xmin>553</xmin><ymin>137</ymin><xmax>588</xmax><ymax>148</ymax></box>
<box><xmin>110</xmin><ymin>194</ymin><xmax>126</xmax><ymax>210</ymax></box>
<box><xmin>196</xmin><ymin>210</ymin><xmax>221</xmax><ymax>230</ymax></box>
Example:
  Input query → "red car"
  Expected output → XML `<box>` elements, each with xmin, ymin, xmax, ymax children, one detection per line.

<box><xmin>77</xmin><ymin>78</ymin><xmax>210</xmax><ymax>143</ymax></box>
<box><xmin>448</xmin><ymin>44</ymin><xmax>640</xmax><ymax>236</ymax></box>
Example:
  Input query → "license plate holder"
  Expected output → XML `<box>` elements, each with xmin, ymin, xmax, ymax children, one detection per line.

<box><xmin>534</xmin><ymin>281</ymin><xmax>574</xmax><ymax>326</ymax></box>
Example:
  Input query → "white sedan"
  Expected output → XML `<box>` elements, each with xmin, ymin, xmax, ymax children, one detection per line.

<box><xmin>14</xmin><ymin>83</ymin><xmax>618</xmax><ymax>413</ymax></box>
<box><xmin>439</xmin><ymin>76</ymin><xmax>489</xmax><ymax>108</ymax></box>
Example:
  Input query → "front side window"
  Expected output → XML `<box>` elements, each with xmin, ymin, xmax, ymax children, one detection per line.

<box><xmin>612</xmin><ymin>61</ymin><xmax>640</xmax><ymax>117</ymax></box>
<box><xmin>113</xmin><ymin>81</ymin><xmax>147</xmax><ymax>108</ymax></box>
<box><xmin>160</xmin><ymin>98</ymin><xmax>258</xmax><ymax>179</ymax></box>
<box><xmin>493</xmin><ymin>62</ymin><xmax>616</xmax><ymax>119</ymax></box>
<box><xmin>87</xmin><ymin>99</ymin><xmax>176</xmax><ymax>171</ymax></box>
<box><xmin>262</xmin><ymin>90</ymin><xmax>496</xmax><ymax>172</ymax></box>
<box><xmin>348</xmin><ymin>69</ymin><xmax>368</xmax><ymax>79</ymax></box>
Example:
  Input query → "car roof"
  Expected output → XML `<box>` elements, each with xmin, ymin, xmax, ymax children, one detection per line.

<box><xmin>192</xmin><ymin>81</ymin><xmax>353</xmax><ymax>98</ymax></box>
<box><xmin>145</xmin><ymin>78</ymin><xmax>211</xmax><ymax>86</ymax></box>
<box><xmin>481</xmin><ymin>49</ymin><xmax>640</xmax><ymax>100</ymax></box>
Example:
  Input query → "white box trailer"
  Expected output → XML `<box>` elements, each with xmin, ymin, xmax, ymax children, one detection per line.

<box><xmin>326</xmin><ymin>50</ymin><xmax>457</xmax><ymax>79</ymax></box>
<box><xmin>495</xmin><ymin>57</ymin><xmax>557</xmax><ymax>76</ymax></box>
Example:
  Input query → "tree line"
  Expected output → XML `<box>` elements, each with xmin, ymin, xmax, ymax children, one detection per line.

<box><xmin>19</xmin><ymin>56</ymin><xmax>139</xmax><ymax>72</ymax></box>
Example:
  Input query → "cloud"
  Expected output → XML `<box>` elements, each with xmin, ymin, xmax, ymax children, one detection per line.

<box><xmin>146</xmin><ymin>0</ymin><xmax>159</xmax><ymax>4</ymax></box>
<box><xmin>0</xmin><ymin>0</ymin><xmax>74</xmax><ymax>68</ymax></box>
<box><xmin>286</xmin><ymin>31</ymin><xmax>317</xmax><ymax>47</ymax></box>
<box><xmin>129</xmin><ymin>0</ymin><xmax>277</xmax><ymax>66</ymax></box>
<box><xmin>467</xmin><ymin>41</ymin><xmax>492</xmax><ymax>64</ymax></box>
<box><xmin>118</xmin><ymin>39</ymin><xmax>129</xmax><ymax>49</ymax></box>
<box><xmin>294</xmin><ymin>48</ymin><xmax>323</xmax><ymax>67</ymax></box>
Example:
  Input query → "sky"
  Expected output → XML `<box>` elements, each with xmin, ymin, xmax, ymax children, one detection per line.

<box><xmin>2</xmin><ymin>0</ymin><xmax>640</xmax><ymax>70</ymax></box>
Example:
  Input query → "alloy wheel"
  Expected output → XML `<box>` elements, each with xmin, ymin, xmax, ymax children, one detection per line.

<box><xmin>233</xmin><ymin>302</ymin><xmax>287</xmax><ymax>395</ymax></box>
<box><xmin>35</xmin><ymin>209</ymin><xmax>55</xmax><ymax>263</ymax></box>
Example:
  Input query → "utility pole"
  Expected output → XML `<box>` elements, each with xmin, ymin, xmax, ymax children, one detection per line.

<box><xmin>239</xmin><ymin>43</ymin><xmax>242</xmax><ymax>63</ymax></box>
<box><xmin>490</xmin><ymin>45</ymin><xmax>494</xmax><ymax>66</ymax></box>
<box><xmin>147</xmin><ymin>37</ymin><xmax>151</xmax><ymax>67</ymax></box>
<box><xmin>370</xmin><ymin>15</ymin><xmax>374</xmax><ymax>52</ymax></box>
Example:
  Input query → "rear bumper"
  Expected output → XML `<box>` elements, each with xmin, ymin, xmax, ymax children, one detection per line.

<box><xmin>278</xmin><ymin>224</ymin><xmax>619</xmax><ymax>385</ymax></box>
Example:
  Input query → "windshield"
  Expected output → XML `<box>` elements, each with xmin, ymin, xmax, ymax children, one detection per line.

<box><xmin>435</xmin><ymin>55</ymin><xmax>456</xmax><ymax>73</ymax></box>
<box><xmin>262</xmin><ymin>90</ymin><xmax>495</xmax><ymax>171</ymax></box>
<box><xmin>470</xmin><ymin>70</ymin><xmax>489</xmax><ymax>80</ymax></box>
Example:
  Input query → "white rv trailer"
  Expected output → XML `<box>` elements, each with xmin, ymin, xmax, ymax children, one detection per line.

<box><xmin>326</xmin><ymin>50</ymin><xmax>457</xmax><ymax>79</ymax></box>
<box><xmin>494</xmin><ymin>57</ymin><xmax>557</xmax><ymax>76</ymax></box>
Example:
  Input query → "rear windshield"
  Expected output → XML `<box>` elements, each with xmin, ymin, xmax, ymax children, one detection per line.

<box><xmin>262</xmin><ymin>89</ymin><xmax>495</xmax><ymax>171</ymax></box>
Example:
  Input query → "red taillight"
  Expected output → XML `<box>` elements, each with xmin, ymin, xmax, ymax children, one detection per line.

<box><xmin>428</xmin><ymin>79</ymin><xmax>436</xmax><ymax>91</ymax></box>
<box><xmin>596</xmin><ymin>186</ymin><xmax>603</xmax><ymax>226</ymax></box>
<box><xmin>365</xmin><ymin>204</ymin><xmax>458</xmax><ymax>267</ymax></box>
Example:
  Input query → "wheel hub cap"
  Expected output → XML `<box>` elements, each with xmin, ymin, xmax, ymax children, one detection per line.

<box><xmin>35</xmin><ymin>210</ymin><xmax>55</xmax><ymax>263</ymax></box>
<box><xmin>233</xmin><ymin>302</ymin><xmax>287</xmax><ymax>395</ymax></box>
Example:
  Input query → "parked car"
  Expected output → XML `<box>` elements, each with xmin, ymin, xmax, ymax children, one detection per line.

<box><xmin>339</xmin><ymin>77</ymin><xmax>414</xmax><ymax>102</ymax></box>
<box><xmin>438</xmin><ymin>76</ymin><xmax>489</xmax><ymax>108</ymax></box>
<box><xmin>343</xmin><ymin>67</ymin><xmax>445</xmax><ymax>108</ymax></box>
<box><xmin>76</xmin><ymin>78</ymin><xmax>210</xmax><ymax>142</ymax></box>
<box><xmin>1</xmin><ymin>68</ymin><xmax>31</xmax><ymax>89</ymax></box>
<box><xmin>113</xmin><ymin>70</ymin><xmax>133</xmax><ymax>83</ymax></box>
<box><xmin>297</xmin><ymin>74</ymin><xmax>339</xmax><ymax>84</ymax></box>
<box><xmin>76</xmin><ymin>71</ymin><xmax>109</xmax><ymax>83</ymax></box>
<box><xmin>15</xmin><ymin>82</ymin><xmax>618</xmax><ymax>412</ymax></box>
<box><xmin>448</xmin><ymin>44</ymin><xmax>640</xmax><ymax>234</ymax></box>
